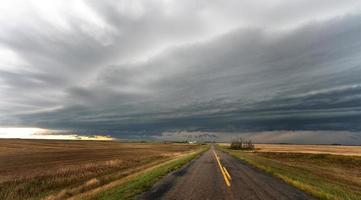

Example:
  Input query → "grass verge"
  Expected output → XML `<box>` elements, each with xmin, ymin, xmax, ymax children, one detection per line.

<box><xmin>81</xmin><ymin>146</ymin><xmax>208</xmax><ymax>200</ymax></box>
<box><xmin>218</xmin><ymin>145</ymin><xmax>361</xmax><ymax>200</ymax></box>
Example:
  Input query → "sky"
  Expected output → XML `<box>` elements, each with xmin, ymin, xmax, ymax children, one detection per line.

<box><xmin>0</xmin><ymin>0</ymin><xmax>361</xmax><ymax>143</ymax></box>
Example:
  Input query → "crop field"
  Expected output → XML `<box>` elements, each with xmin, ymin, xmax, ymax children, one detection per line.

<box><xmin>219</xmin><ymin>145</ymin><xmax>361</xmax><ymax>200</ymax></box>
<box><xmin>0</xmin><ymin>139</ymin><xmax>203</xmax><ymax>200</ymax></box>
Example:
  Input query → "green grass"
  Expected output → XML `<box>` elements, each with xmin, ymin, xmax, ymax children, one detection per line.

<box><xmin>218</xmin><ymin>146</ymin><xmax>361</xmax><ymax>200</ymax></box>
<box><xmin>86</xmin><ymin>146</ymin><xmax>208</xmax><ymax>200</ymax></box>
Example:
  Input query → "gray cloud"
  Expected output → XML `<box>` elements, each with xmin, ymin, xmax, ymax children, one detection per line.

<box><xmin>0</xmin><ymin>1</ymin><xmax>361</xmax><ymax>141</ymax></box>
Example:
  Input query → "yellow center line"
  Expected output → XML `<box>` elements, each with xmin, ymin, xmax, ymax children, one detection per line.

<box><xmin>223</xmin><ymin>166</ymin><xmax>232</xmax><ymax>181</ymax></box>
<box><xmin>213</xmin><ymin>150</ymin><xmax>231</xmax><ymax>187</ymax></box>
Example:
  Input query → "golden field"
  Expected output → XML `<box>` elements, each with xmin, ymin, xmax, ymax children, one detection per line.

<box><xmin>0</xmin><ymin>139</ymin><xmax>202</xmax><ymax>200</ymax></box>
<box><xmin>218</xmin><ymin>143</ymin><xmax>361</xmax><ymax>156</ymax></box>
<box><xmin>254</xmin><ymin>144</ymin><xmax>361</xmax><ymax>156</ymax></box>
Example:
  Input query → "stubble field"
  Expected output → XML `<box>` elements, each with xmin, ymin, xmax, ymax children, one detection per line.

<box><xmin>0</xmin><ymin>139</ymin><xmax>202</xmax><ymax>200</ymax></box>
<box><xmin>254</xmin><ymin>143</ymin><xmax>361</xmax><ymax>156</ymax></box>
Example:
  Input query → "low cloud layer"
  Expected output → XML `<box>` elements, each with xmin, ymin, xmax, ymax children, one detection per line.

<box><xmin>158</xmin><ymin>131</ymin><xmax>361</xmax><ymax>145</ymax></box>
<box><xmin>1</xmin><ymin>0</ymin><xmax>361</xmax><ymax>140</ymax></box>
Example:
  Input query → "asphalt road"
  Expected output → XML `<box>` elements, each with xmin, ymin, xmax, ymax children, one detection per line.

<box><xmin>140</xmin><ymin>146</ymin><xmax>315</xmax><ymax>200</ymax></box>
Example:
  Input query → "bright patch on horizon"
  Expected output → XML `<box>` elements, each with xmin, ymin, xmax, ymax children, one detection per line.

<box><xmin>0</xmin><ymin>127</ymin><xmax>114</xmax><ymax>140</ymax></box>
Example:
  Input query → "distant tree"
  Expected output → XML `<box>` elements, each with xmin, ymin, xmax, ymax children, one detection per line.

<box><xmin>230</xmin><ymin>137</ymin><xmax>255</xmax><ymax>150</ymax></box>
<box><xmin>244</xmin><ymin>140</ymin><xmax>255</xmax><ymax>150</ymax></box>
<box><xmin>230</xmin><ymin>137</ymin><xmax>243</xmax><ymax>150</ymax></box>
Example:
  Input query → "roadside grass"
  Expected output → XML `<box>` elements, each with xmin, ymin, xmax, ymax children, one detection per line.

<box><xmin>219</xmin><ymin>146</ymin><xmax>361</xmax><ymax>200</ymax></box>
<box><xmin>83</xmin><ymin>146</ymin><xmax>208</xmax><ymax>200</ymax></box>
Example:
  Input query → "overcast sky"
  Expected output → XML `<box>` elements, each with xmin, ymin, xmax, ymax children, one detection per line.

<box><xmin>1</xmin><ymin>0</ymin><xmax>361</xmax><ymax>140</ymax></box>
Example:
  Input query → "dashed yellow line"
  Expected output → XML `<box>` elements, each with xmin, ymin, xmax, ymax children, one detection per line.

<box><xmin>213</xmin><ymin>150</ymin><xmax>232</xmax><ymax>187</ymax></box>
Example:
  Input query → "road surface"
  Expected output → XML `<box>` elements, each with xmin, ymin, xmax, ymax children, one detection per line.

<box><xmin>140</xmin><ymin>146</ymin><xmax>315</xmax><ymax>200</ymax></box>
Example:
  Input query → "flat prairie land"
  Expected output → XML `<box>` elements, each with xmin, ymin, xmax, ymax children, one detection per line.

<box><xmin>0</xmin><ymin>139</ymin><xmax>203</xmax><ymax>200</ymax></box>
<box><xmin>220</xmin><ymin>145</ymin><xmax>361</xmax><ymax>200</ymax></box>
<box><xmin>254</xmin><ymin>144</ymin><xmax>361</xmax><ymax>156</ymax></box>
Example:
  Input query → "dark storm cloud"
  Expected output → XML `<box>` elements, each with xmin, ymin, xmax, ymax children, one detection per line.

<box><xmin>1</xmin><ymin>0</ymin><xmax>361</xmax><ymax>139</ymax></box>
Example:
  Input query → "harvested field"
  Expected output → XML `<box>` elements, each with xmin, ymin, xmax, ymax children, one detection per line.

<box><xmin>254</xmin><ymin>144</ymin><xmax>361</xmax><ymax>156</ymax></box>
<box><xmin>0</xmin><ymin>139</ymin><xmax>202</xmax><ymax>200</ymax></box>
